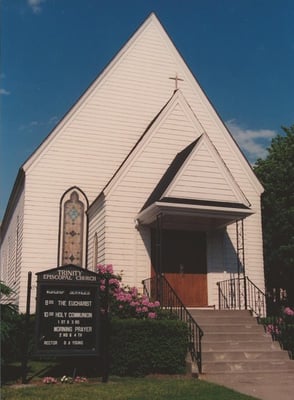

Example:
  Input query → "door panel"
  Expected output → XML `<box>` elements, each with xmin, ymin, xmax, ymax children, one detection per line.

<box><xmin>165</xmin><ymin>273</ymin><xmax>207</xmax><ymax>306</ymax></box>
<box><xmin>152</xmin><ymin>229</ymin><xmax>208</xmax><ymax>307</ymax></box>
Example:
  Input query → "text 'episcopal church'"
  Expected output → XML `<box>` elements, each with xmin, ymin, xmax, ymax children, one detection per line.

<box><xmin>0</xmin><ymin>13</ymin><xmax>265</xmax><ymax>312</ymax></box>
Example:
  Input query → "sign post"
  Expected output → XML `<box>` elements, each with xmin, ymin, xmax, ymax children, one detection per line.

<box><xmin>21</xmin><ymin>271</ymin><xmax>32</xmax><ymax>384</ymax></box>
<box><xmin>35</xmin><ymin>265</ymin><xmax>100</xmax><ymax>357</ymax></box>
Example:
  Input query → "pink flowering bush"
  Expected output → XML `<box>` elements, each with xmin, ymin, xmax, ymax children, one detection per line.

<box><xmin>96</xmin><ymin>264</ymin><xmax>161</xmax><ymax>319</ymax></box>
<box><xmin>43</xmin><ymin>376</ymin><xmax>89</xmax><ymax>384</ymax></box>
<box><xmin>96</xmin><ymin>264</ymin><xmax>121</xmax><ymax>294</ymax></box>
<box><xmin>42</xmin><ymin>376</ymin><xmax>58</xmax><ymax>384</ymax></box>
<box><xmin>112</xmin><ymin>285</ymin><xmax>160</xmax><ymax>319</ymax></box>
<box><xmin>74</xmin><ymin>376</ymin><xmax>88</xmax><ymax>383</ymax></box>
<box><xmin>261</xmin><ymin>306</ymin><xmax>294</xmax><ymax>358</ymax></box>
<box><xmin>265</xmin><ymin>323</ymin><xmax>281</xmax><ymax>336</ymax></box>
<box><xmin>284</xmin><ymin>307</ymin><xmax>294</xmax><ymax>316</ymax></box>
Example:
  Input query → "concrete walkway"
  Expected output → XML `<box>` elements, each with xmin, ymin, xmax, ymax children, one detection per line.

<box><xmin>200</xmin><ymin>371</ymin><xmax>294</xmax><ymax>400</ymax></box>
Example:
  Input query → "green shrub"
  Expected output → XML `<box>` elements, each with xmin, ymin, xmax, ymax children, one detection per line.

<box><xmin>109</xmin><ymin>318</ymin><xmax>189</xmax><ymax>376</ymax></box>
<box><xmin>1</xmin><ymin>282</ymin><xmax>21</xmax><ymax>366</ymax></box>
<box><xmin>1</xmin><ymin>312</ymin><xmax>35</xmax><ymax>367</ymax></box>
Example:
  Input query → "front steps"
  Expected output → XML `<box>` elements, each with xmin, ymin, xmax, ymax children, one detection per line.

<box><xmin>189</xmin><ymin>309</ymin><xmax>294</xmax><ymax>375</ymax></box>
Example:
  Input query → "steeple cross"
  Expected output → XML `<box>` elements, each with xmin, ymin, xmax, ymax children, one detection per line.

<box><xmin>169</xmin><ymin>73</ymin><xmax>184</xmax><ymax>90</ymax></box>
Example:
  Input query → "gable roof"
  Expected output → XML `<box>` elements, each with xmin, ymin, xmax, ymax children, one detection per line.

<box><xmin>136</xmin><ymin>132</ymin><xmax>253</xmax><ymax>229</ymax></box>
<box><xmin>142</xmin><ymin>132</ymin><xmax>251</xmax><ymax>211</ymax></box>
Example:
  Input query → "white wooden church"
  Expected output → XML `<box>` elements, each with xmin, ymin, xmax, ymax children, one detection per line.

<box><xmin>0</xmin><ymin>13</ymin><xmax>265</xmax><ymax>312</ymax></box>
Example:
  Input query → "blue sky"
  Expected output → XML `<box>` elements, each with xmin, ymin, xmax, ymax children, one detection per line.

<box><xmin>1</xmin><ymin>0</ymin><xmax>294</xmax><ymax>220</ymax></box>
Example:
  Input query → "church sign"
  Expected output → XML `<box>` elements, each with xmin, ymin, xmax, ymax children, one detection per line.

<box><xmin>35</xmin><ymin>265</ymin><xmax>100</xmax><ymax>357</ymax></box>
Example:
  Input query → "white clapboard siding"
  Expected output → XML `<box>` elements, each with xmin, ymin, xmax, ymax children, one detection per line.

<box><xmin>206</xmin><ymin>230</ymin><xmax>226</xmax><ymax>307</ymax></box>
<box><xmin>0</xmin><ymin>185</ymin><xmax>25</xmax><ymax>306</ymax></box>
<box><xmin>87</xmin><ymin>195</ymin><xmax>106</xmax><ymax>272</ymax></box>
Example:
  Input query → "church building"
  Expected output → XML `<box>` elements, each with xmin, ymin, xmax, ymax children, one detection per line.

<box><xmin>0</xmin><ymin>13</ymin><xmax>265</xmax><ymax>312</ymax></box>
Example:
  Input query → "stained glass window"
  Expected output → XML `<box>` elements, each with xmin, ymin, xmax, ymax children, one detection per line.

<box><xmin>62</xmin><ymin>191</ymin><xmax>84</xmax><ymax>266</ymax></box>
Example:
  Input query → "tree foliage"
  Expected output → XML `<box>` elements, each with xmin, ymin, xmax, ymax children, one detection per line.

<box><xmin>1</xmin><ymin>281</ymin><xmax>19</xmax><ymax>365</ymax></box>
<box><xmin>0</xmin><ymin>281</ymin><xmax>18</xmax><ymax>338</ymax></box>
<box><xmin>254</xmin><ymin>125</ymin><xmax>294</xmax><ymax>304</ymax></box>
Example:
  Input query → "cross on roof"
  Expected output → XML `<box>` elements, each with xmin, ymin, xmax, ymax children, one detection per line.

<box><xmin>169</xmin><ymin>73</ymin><xmax>184</xmax><ymax>90</ymax></box>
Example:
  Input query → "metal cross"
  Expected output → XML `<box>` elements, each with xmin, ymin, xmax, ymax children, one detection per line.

<box><xmin>169</xmin><ymin>73</ymin><xmax>184</xmax><ymax>90</ymax></box>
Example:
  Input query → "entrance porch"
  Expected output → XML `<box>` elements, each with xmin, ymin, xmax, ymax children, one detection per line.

<box><xmin>137</xmin><ymin>199</ymin><xmax>253</xmax><ymax>308</ymax></box>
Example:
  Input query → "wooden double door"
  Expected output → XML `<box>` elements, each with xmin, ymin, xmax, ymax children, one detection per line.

<box><xmin>152</xmin><ymin>229</ymin><xmax>208</xmax><ymax>307</ymax></box>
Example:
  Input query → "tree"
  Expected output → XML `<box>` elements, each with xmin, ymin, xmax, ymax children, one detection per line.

<box><xmin>254</xmin><ymin>125</ymin><xmax>294</xmax><ymax>305</ymax></box>
<box><xmin>1</xmin><ymin>281</ymin><xmax>19</xmax><ymax>365</ymax></box>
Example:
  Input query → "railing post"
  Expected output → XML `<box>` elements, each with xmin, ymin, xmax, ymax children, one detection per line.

<box><xmin>238</xmin><ymin>276</ymin><xmax>241</xmax><ymax>309</ymax></box>
<box><xmin>244</xmin><ymin>275</ymin><xmax>248</xmax><ymax>310</ymax></box>
<box><xmin>217</xmin><ymin>282</ymin><xmax>221</xmax><ymax>309</ymax></box>
<box><xmin>198</xmin><ymin>332</ymin><xmax>202</xmax><ymax>374</ymax></box>
<box><xmin>156</xmin><ymin>274</ymin><xmax>160</xmax><ymax>303</ymax></box>
<box><xmin>229</xmin><ymin>277</ymin><xmax>234</xmax><ymax>309</ymax></box>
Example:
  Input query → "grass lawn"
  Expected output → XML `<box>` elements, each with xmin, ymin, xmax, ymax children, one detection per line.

<box><xmin>1</xmin><ymin>361</ymin><xmax>258</xmax><ymax>400</ymax></box>
<box><xmin>2</xmin><ymin>376</ymin><xmax>259</xmax><ymax>400</ymax></box>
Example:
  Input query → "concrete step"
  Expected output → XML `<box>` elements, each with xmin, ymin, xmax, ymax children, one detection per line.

<box><xmin>189</xmin><ymin>310</ymin><xmax>257</xmax><ymax>325</ymax></box>
<box><xmin>195</xmin><ymin>317</ymin><xmax>257</xmax><ymax>326</ymax></box>
<box><xmin>202</xmin><ymin>339</ymin><xmax>282</xmax><ymax>352</ymax></box>
<box><xmin>202</xmin><ymin>359</ymin><xmax>294</xmax><ymax>374</ymax></box>
<box><xmin>189</xmin><ymin>309</ymin><xmax>253</xmax><ymax>318</ymax></box>
<box><xmin>199</xmin><ymin>323</ymin><xmax>263</xmax><ymax>333</ymax></box>
<box><xmin>202</xmin><ymin>332</ymin><xmax>270</xmax><ymax>341</ymax></box>
<box><xmin>202</xmin><ymin>350</ymin><xmax>290</xmax><ymax>362</ymax></box>
<box><xmin>188</xmin><ymin>309</ymin><xmax>294</xmax><ymax>380</ymax></box>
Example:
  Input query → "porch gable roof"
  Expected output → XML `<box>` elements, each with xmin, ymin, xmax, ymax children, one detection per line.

<box><xmin>138</xmin><ymin>133</ymin><xmax>253</xmax><ymax>229</ymax></box>
<box><xmin>142</xmin><ymin>132</ymin><xmax>251</xmax><ymax>211</ymax></box>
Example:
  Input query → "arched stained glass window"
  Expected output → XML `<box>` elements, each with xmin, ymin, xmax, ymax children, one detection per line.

<box><xmin>59</xmin><ymin>188</ymin><xmax>88</xmax><ymax>267</ymax></box>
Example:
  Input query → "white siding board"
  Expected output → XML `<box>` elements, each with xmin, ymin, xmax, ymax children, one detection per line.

<box><xmin>0</xmin><ymin>187</ymin><xmax>25</xmax><ymax>306</ymax></box>
<box><xmin>88</xmin><ymin>196</ymin><xmax>106</xmax><ymax>271</ymax></box>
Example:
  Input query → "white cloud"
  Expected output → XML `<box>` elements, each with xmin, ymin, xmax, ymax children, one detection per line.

<box><xmin>19</xmin><ymin>115</ymin><xmax>60</xmax><ymax>132</ymax></box>
<box><xmin>28</xmin><ymin>0</ymin><xmax>46</xmax><ymax>14</ymax></box>
<box><xmin>0</xmin><ymin>88</ymin><xmax>10</xmax><ymax>95</ymax></box>
<box><xmin>49</xmin><ymin>116</ymin><xmax>59</xmax><ymax>124</ymax></box>
<box><xmin>226</xmin><ymin>119</ymin><xmax>276</xmax><ymax>163</ymax></box>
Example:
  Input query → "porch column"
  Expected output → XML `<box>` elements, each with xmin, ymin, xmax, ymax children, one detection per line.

<box><xmin>155</xmin><ymin>213</ymin><xmax>163</xmax><ymax>275</ymax></box>
<box><xmin>236</xmin><ymin>218</ymin><xmax>246</xmax><ymax>277</ymax></box>
<box><xmin>155</xmin><ymin>213</ymin><xmax>163</xmax><ymax>303</ymax></box>
<box><xmin>236</xmin><ymin>218</ymin><xmax>246</xmax><ymax>309</ymax></box>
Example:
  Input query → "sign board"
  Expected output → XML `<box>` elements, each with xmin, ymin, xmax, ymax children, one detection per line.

<box><xmin>35</xmin><ymin>264</ymin><xmax>100</xmax><ymax>357</ymax></box>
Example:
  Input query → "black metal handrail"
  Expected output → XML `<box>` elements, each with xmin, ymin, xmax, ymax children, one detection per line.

<box><xmin>217</xmin><ymin>275</ymin><xmax>266</xmax><ymax>317</ymax></box>
<box><xmin>142</xmin><ymin>274</ymin><xmax>203</xmax><ymax>374</ymax></box>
